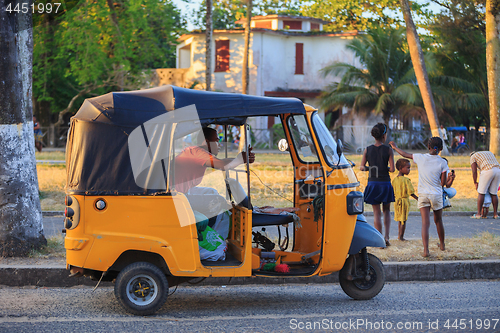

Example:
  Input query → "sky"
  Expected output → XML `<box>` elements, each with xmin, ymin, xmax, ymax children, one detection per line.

<box><xmin>172</xmin><ymin>0</ymin><xmax>444</xmax><ymax>32</ymax></box>
<box><xmin>172</xmin><ymin>0</ymin><xmax>200</xmax><ymax>30</ymax></box>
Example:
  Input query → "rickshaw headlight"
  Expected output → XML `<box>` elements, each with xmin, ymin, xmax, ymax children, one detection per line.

<box><xmin>347</xmin><ymin>191</ymin><xmax>364</xmax><ymax>215</ymax></box>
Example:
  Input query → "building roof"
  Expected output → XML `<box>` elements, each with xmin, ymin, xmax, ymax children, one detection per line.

<box><xmin>178</xmin><ymin>29</ymin><xmax>358</xmax><ymax>42</ymax></box>
<box><xmin>236</xmin><ymin>14</ymin><xmax>330</xmax><ymax>25</ymax></box>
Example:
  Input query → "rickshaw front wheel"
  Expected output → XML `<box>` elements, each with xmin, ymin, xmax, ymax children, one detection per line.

<box><xmin>114</xmin><ymin>262</ymin><xmax>169</xmax><ymax>316</ymax></box>
<box><xmin>339</xmin><ymin>252</ymin><xmax>385</xmax><ymax>300</ymax></box>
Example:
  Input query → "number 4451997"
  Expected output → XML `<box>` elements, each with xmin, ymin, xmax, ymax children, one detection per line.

<box><xmin>444</xmin><ymin>319</ymin><xmax>498</xmax><ymax>330</ymax></box>
<box><xmin>4</xmin><ymin>2</ymin><xmax>61</xmax><ymax>14</ymax></box>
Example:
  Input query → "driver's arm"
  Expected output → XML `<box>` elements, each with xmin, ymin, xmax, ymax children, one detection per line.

<box><xmin>204</xmin><ymin>149</ymin><xmax>255</xmax><ymax>170</ymax></box>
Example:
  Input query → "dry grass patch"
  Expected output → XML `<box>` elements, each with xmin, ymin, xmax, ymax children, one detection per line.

<box><xmin>34</xmin><ymin>153</ymin><xmax>479</xmax><ymax>211</ymax></box>
<box><xmin>28</xmin><ymin>235</ymin><xmax>65</xmax><ymax>259</ymax></box>
<box><xmin>37</xmin><ymin>165</ymin><xmax>66</xmax><ymax>211</ymax></box>
<box><xmin>370</xmin><ymin>232</ymin><xmax>500</xmax><ymax>261</ymax></box>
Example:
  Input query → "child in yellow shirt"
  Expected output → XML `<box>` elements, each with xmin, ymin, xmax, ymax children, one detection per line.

<box><xmin>392</xmin><ymin>159</ymin><xmax>418</xmax><ymax>240</ymax></box>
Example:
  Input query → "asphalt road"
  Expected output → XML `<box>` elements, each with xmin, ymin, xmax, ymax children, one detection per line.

<box><xmin>0</xmin><ymin>281</ymin><xmax>499</xmax><ymax>332</ymax></box>
<box><xmin>44</xmin><ymin>213</ymin><xmax>500</xmax><ymax>240</ymax></box>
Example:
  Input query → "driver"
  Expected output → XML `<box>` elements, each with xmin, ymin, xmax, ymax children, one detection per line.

<box><xmin>174</xmin><ymin>127</ymin><xmax>255</xmax><ymax>194</ymax></box>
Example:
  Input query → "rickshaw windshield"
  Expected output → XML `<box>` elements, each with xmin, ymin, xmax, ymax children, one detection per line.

<box><xmin>287</xmin><ymin>115</ymin><xmax>320</xmax><ymax>163</ymax></box>
<box><xmin>312</xmin><ymin>113</ymin><xmax>349</xmax><ymax>167</ymax></box>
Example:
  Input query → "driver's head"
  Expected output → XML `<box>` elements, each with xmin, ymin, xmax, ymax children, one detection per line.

<box><xmin>198</xmin><ymin>127</ymin><xmax>219</xmax><ymax>155</ymax></box>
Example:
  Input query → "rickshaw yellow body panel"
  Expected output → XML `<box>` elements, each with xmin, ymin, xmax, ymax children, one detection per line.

<box><xmin>284</xmin><ymin>110</ymin><xmax>358</xmax><ymax>275</ymax></box>
<box><xmin>66</xmin><ymin>195</ymin><xmax>254</xmax><ymax>277</ymax></box>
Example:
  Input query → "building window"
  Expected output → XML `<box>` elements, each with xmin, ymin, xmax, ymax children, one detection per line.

<box><xmin>295</xmin><ymin>43</ymin><xmax>304</xmax><ymax>75</ymax></box>
<box><xmin>215</xmin><ymin>39</ymin><xmax>230</xmax><ymax>72</ymax></box>
<box><xmin>283</xmin><ymin>20</ymin><xmax>302</xmax><ymax>30</ymax></box>
<box><xmin>311</xmin><ymin>23</ymin><xmax>320</xmax><ymax>31</ymax></box>
<box><xmin>255</xmin><ymin>20</ymin><xmax>272</xmax><ymax>29</ymax></box>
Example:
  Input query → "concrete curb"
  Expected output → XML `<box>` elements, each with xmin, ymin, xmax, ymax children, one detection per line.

<box><xmin>1</xmin><ymin>260</ymin><xmax>499</xmax><ymax>288</ymax></box>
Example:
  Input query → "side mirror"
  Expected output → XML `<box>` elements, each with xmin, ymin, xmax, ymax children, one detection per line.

<box><xmin>277</xmin><ymin>138</ymin><xmax>289</xmax><ymax>152</ymax></box>
<box><xmin>336</xmin><ymin>139</ymin><xmax>343</xmax><ymax>157</ymax></box>
<box><xmin>324</xmin><ymin>145</ymin><xmax>335</xmax><ymax>159</ymax></box>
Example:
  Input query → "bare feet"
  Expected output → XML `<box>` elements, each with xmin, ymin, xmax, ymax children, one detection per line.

<box><xmin>385</xmin><ymin>239</ymin><xmax>391</xmax><ymax>246</ymax></box>
<box><xmin>437</xmin><ymin>243</ymin><xmax>445</xmax><ymax>251</ymax></box>
<box><xmin>398</xmin><ymin>237</ymin><xmax>406</xmax><ymax>241</ymax></box>
<box><xmin>422</xmin><ymin>251</ymin><xmax>429</xmax><ymax>258</ymax></box>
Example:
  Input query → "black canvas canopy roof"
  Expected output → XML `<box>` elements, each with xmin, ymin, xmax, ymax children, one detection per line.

<box><xmin>66</xmin><ymin>85</ymin><xmax>305</xmax><ymax>195</ymax></box>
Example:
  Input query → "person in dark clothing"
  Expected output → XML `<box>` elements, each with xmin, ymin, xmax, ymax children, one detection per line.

<box><xmin>360</xmin><ymin>123</ymin><xmax>395</xmax><ymax>246</ymax></box>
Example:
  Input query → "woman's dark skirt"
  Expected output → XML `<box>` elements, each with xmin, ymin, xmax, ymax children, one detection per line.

<box><xmin>364</xmin><ymin>181</ymin><xmax>395</xmax><ymax>205</ymax></box>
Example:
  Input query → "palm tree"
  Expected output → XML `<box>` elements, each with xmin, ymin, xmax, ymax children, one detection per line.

<box><xmin>320</xmin><ymin>27</ymin><xmax>418</xmax><ymax>124</ymax></box>
<box><xmin>242</xmin><ymin>0</ymin><xmax>252</xmax><ymax>95</ymax></box>
<box><xmin>486</xmin><ymin>0</ymin><xmax>500</xmax><ymax>154</ymax></box>
<box><xmin>205</xmin><ymin>0</ymin><xmax>213</xmax><ymax>91</ymax></box>
<box><xmin>400</xmin><ymin>0</ymin><xmax>447</xmax><ymax>154</ymax></box>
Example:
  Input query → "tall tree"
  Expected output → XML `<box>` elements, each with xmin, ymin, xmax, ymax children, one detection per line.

<box><xmin>195</xmin><ymin>0</ymin><xmax>245</xmax><ymax>30</ymax></box>
<box><xmin>320</xmin><ymin>27</ymin><xmax>418</xmax><ymax>123</ymax></box>
<box><xmin>0</xmin><ymin>1</ymin><xmax>46</xmax><ymax>256</ymax></box>
<box><xmin>427</xmin><ymin>0</ymin><xmax>488</xmax><ymax>130</ymax></box>
<box><xmin>32</xmin><ymin>0</ymin><xmax>184</xmax><ymax>124</ymax></box>
<box><xmin>400</xmin><ymin>0</ymin><xmax>443</xmax><ymax>147</ymax></box>
<box><xmin>486</xmin><ymin>0</ymin><xmax>500</xmax><ymax>154</ymax></box>
<box><xmin>242</xmin><ymin>0</ymin><xmax>252</xmax><ymax>94</ymax></box>
<box><xmin>301</xmin><ymin>0</ymin><xmax>432</xmax><ymax>32</ymax></box>
<box><xmin>206</xmin><ymin>0</ymin><xmax>213</xmax><ymax>91</ymax></box>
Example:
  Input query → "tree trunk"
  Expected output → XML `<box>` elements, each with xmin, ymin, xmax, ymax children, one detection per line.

<box><xmin>205</xmin><ymin>0</ymin><xmax>213</xmax><ymax>91</ymax></box>
<box><xmin>400</xmin><ymin>0</ymin><xmax>449</xmax><ymax>154</ymax></box>
<box><xmin>0</xmin><ymin>3</ymin><xmax>46</xmax><ymax>257</ymax></box>
<box><xmin>486</xmin><ymin>0</ymin><xmax>500</xmax><ymax>154</ymax></box>
<box><xmin>242</xmin><ymin>0</ymin><xmax>252</xmax><ymax>95</ymax></box>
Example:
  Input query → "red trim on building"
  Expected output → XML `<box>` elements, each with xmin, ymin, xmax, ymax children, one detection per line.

<box><xmin>295</xmin><ymin>43</ymin><xmax>304</xmax><ymax>75</ymax></box>
<box><xmin>283</xmin><ymin>20</ymin><xmax>302</xmax><ymax>30</ymax></box>
<box><xmin>215</xmin><ymin>40</ymin><xmax>230</xmax><ymax>72</ymax></box>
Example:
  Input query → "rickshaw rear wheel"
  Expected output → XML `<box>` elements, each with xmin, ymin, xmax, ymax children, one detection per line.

<box><xmin>114</xmin><ymin>262</ymin><xmax>169</xmax><ymax>316</ymax></box>
<box><xmin>339</xmin><ymin>252</ymin><xmax>385</xmax><ymax>300</ymax></box>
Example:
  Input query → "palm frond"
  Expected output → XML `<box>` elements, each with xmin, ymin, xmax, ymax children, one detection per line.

<box><xmin>392</xmin><ymin>84</ymin><xmax>421</xmax><ymax>105</ymax></box>
<box><xmin>430</xmin><ymin>75</ymin><xmax>480</xmax><ymax>93</ymax></box>
<box><xmin>320</xmin><ymin>88</ymin><xmax>371</xmax><ymax>110</ymax></box>
<box><xmin>373</xmin><ymin>93</ymin><xmax>394</xmax><ymax>114</ymax></box>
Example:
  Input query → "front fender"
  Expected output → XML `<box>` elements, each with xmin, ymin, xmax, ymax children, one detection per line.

<box><xmin>348</xmin><ymin>214</ymin><xmax>385</xmax><ymax>254</ymax></box>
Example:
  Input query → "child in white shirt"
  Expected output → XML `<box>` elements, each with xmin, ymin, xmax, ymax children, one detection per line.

<box><xmin>390</xmin><ymin>137</ymin><xmax>448</xmax><ymax>257</ymax></box>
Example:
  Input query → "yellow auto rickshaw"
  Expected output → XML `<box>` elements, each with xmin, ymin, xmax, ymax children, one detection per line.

<box><xmin>64</xmin><ymin>85</ymin><xmax>386</xmax><ymax>315</ymax></box>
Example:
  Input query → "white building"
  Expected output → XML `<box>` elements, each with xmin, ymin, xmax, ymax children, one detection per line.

<box><xmin>174</xmin><ymin>16</ymin><xmax>359</xmax><ymax>102</ymax></box>
<box><xmin>156</xmin><ymin>15</ymin><xmax>360</xmax><ymax>131</ymax></box>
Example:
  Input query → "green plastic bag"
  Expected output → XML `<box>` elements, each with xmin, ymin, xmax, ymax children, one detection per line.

<box><xmin>199</xmin><ymin>226</ymin><xmax>224</xmax><ymax>251</ymax></box>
